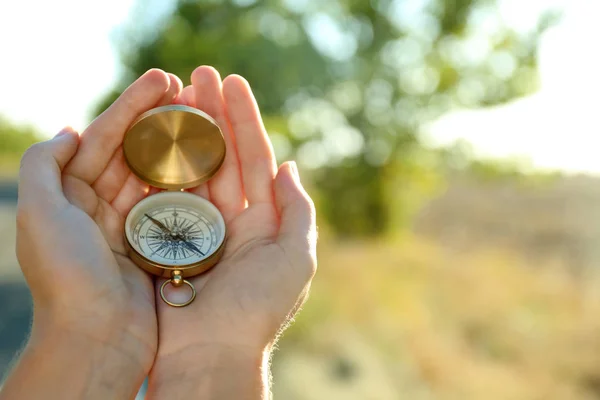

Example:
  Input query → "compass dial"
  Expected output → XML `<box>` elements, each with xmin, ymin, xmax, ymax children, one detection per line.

<box><xmin>125</xmin><ymin>191</ymin><xmax>226</xmax><ymax>268</ymax></box>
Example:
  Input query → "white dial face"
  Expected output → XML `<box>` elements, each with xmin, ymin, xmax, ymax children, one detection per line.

<box><xmin>125</xmin><ymin>192</ymin><xmax>226</xmax><ymax>267</ymax></box>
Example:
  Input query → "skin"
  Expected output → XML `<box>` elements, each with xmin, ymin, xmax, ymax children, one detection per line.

<box><xmin>147</xmin><ymin>67</ymin><xmax>317</xmax><ymax>399</ymax></box>
<box><xmin>1</xmin><ymin>67</ymin><xmax>316</xmax><ymax>400</ymax></box>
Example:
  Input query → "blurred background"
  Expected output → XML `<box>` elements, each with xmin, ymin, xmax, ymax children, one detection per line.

<box><xmin>2</xmin><ymin>0</ymin><xmax>600</xmax><ymax>398</ymax></box>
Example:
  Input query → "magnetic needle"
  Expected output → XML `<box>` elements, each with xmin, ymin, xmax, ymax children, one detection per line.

<box><xmin>122</xmin><ymin>105</ymin><xmax>227</xmax><ymax>307</ymax></box>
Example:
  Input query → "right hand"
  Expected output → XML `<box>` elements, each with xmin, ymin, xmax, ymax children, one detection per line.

<box><xmin>146</xmin><ymin>67</ymin><xmax>318</xmax><ymax>399</ymax></box>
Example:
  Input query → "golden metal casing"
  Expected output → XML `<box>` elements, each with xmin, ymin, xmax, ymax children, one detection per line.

<box><xmin>122</xmin><ymin>105</ymin><xmax>228</xmax><ymax>304</ymax></box>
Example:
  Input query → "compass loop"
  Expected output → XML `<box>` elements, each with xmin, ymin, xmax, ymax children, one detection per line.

<box><xmin>160</xmin><ymin>278</ymin><xmax>197</xmax><ymax>307</ymax></box>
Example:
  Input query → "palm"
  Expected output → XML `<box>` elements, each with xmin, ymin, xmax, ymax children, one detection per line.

<box><xmin>182</xmin><ymin>202</ymin><xmax>285</xmax><ymax>345</ymax></box>
<box><xmin>59</xmin><ymin>171</ymin><xmax>156</xmax><ymax>354</ymax></box>
<box><xmin>154</xmin><ymin>68</ymin><xmax>316</xmax><ymax>357</ymax></box>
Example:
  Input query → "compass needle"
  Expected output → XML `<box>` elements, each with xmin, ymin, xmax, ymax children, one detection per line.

<box><xmin>181</xmin><ymin>240</ymin><xmax>205</xmax><ymax>257</ymax></box>
<box><xmin>145</xmin><ymin>213</ymin><xmax>172</xmax><ymax>234</ymax></box>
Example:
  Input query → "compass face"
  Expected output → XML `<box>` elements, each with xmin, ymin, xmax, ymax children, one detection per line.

<box><xmin>125</xmin><ymin>192</ymin><xmax>226</xmax><ymax>268</ymax></box>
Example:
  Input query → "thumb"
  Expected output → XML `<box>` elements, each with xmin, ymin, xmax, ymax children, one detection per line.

<box><xmin>18</xmin><ymin>127</ymin><xmax>79</xmax><ymax>213</ymax></box>
<box><xmin>274</xmin><ymin>161</ymin><xmax>317</xmax><ymax>274</ymax></box>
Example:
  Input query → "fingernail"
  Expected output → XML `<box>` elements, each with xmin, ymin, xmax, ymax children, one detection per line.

<box><xmin>54</xmin><ymin>127</ymin><xmax>73</xmax><ymax>138</ymax></box>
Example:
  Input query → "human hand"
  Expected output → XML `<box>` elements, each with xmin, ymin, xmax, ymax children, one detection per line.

<box><xmin>147</xmin><ymin>67</ymin><xmax>317</xmax><ymax>398</ymax></box>
<box><xmin>5</xmin><ymin>69</ymin><xmax>181</xmax><ymax>399</ymax></box>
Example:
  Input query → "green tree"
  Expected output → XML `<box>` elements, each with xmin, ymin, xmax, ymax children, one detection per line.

<box><xmin>96</xmin><ymin>0</ymin><xmax>555</xmax><ymax>237</ymax></box>
<box><xmin>0</xmin><ymin>117</ymin><xmax>40</xmax><ymax>176</ymax></box>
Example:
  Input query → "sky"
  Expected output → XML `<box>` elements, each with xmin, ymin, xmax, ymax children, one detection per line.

<box><xmin>0</xmin><ymin>0</ymin><xmax>135</xmax><ymax>134</ymax></box>
<box><xmin>0</xmin><ymin>0</ymin><xmax>599</xmax><ymax>174</ymax></box>
<box><xmin>425</xmin><ymin>0</ymin><xmax>600</xmax><ymax>174</ymax></box>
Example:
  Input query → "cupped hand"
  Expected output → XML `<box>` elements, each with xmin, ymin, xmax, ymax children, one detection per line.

<box><xmin>16</xmin><ymin>69</ymin><xmax>182</xmax><ymax>391</ymax></box>
<box><xmin>148</xmin><ymin>67</ymin><xmax>317</xmax><ymax>394</ymax></box>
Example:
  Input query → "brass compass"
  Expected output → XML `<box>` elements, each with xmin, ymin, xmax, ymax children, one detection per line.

<box><xmin>122</xmin><ymin>105</ymin><xmax>227</xmax><ymax>307</ymax></box>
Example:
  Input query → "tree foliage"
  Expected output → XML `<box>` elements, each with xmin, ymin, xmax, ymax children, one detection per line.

<box><xmin>0</xmin><ymin>118</ymin><xmax>40</xmax><ymax>175</ymax></box>
<box><xmin>96</xmin><ymin>0</ymin><xmax>553</xmax><ymax>237</ymax></box>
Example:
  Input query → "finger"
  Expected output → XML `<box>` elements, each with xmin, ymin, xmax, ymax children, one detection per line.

<box><xmin>91</xmin><ymin>147</ymin><xmax>128</xmax><ymax>203</ymax></box>
<box><xmin>148</xmin><ymin>186</ymin><xmax>162</xmax><ymax>196</ymax></box>
<box><xmin>111</xmin><ymin>173</ymin><xmax>150</xmax><ymax>217</ymax></box>
<box><xmin>156</xmin><ymin>73</ymin><xmax>183</xmax><ymax>106</ymax></box>
<box><xmin>65</xmin><ymin>69</ymin><xmax>173</xmax><ymax>184</ymax></box>
<box><xmin>223</xmin><ymin>75</ymin><xmax>276</xmax><ymax>205</ymax></box>
<box><xmin>274</xmin><ymin>162</ymin><xmax>317</xmax><ymax>274</ymax></box>
<box><xmin>188</xmin><ymin>183</ymin><xmax>209</xmax><ymax>199</ymax></box>
<box><xmin>91</xmin><ymin>73</ymin><xmax>182</xmax><ymax>202</ymax></box>
<box><xmin>193</xmin><ymin>66</ymin><xmax>224</xmax><ymax>120</ymax></box>
<box><xmin>174</xmin><ymin>84</ymin><xmax>196</xmax><ymax>107</ymax></box>
<box><xmin>191</xmin><ymin>66</ymin><xmax>244</xmax><ymax>220</ymax></box>
<box><xmin>18</xmin><ymin>127</ymin><xmax>79</xmax><ymax>214</ymax></box>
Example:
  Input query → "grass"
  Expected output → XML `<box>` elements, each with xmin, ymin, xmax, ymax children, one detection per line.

<box><xmin>274</xmin><ymin>233</ymin><xmax>600</xmax><ymax>400</ymax></box>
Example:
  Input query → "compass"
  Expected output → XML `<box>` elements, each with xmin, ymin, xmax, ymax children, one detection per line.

<box><xmin>122</xmin><ymin>104</ymin><xmax>227</xmax><ymax>307</ymax></box>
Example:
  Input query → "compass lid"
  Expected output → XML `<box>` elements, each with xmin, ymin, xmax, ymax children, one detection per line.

<box><xmin>123</xmin><ymin>105</ymin><xmax>226</xmax><ymax>190</ymax></box>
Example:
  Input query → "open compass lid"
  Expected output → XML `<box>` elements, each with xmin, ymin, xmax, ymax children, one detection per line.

<box><xmin>123</xmin><ymin>105</ymin><xmax>226</xmax><ymax>190</ymax></box>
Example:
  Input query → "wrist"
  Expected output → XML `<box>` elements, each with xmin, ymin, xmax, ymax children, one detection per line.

<box><xmin>33</xmin><ymin>300</ymin><xmax>156</xmax><ymax>364</ymax></box>
<box><xmin>147</xmin><ymin>344</ymin><xmax>271</xmax><ymax>400</ymax></box>
<box><xmin>1</xmin><ymin>322</ymin><xmax>149</xmax><ymax>400</ymax></box>
<box><xmin>35</xmin><ymin>308</ymin><xmax>152</xmax><ymax>366</ymax></box>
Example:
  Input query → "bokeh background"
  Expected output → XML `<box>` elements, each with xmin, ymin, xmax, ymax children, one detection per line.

<box><xmin>2</xmin><ymin>0</ymin><xmax>600</xmax><ymax>398</ymax></box>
